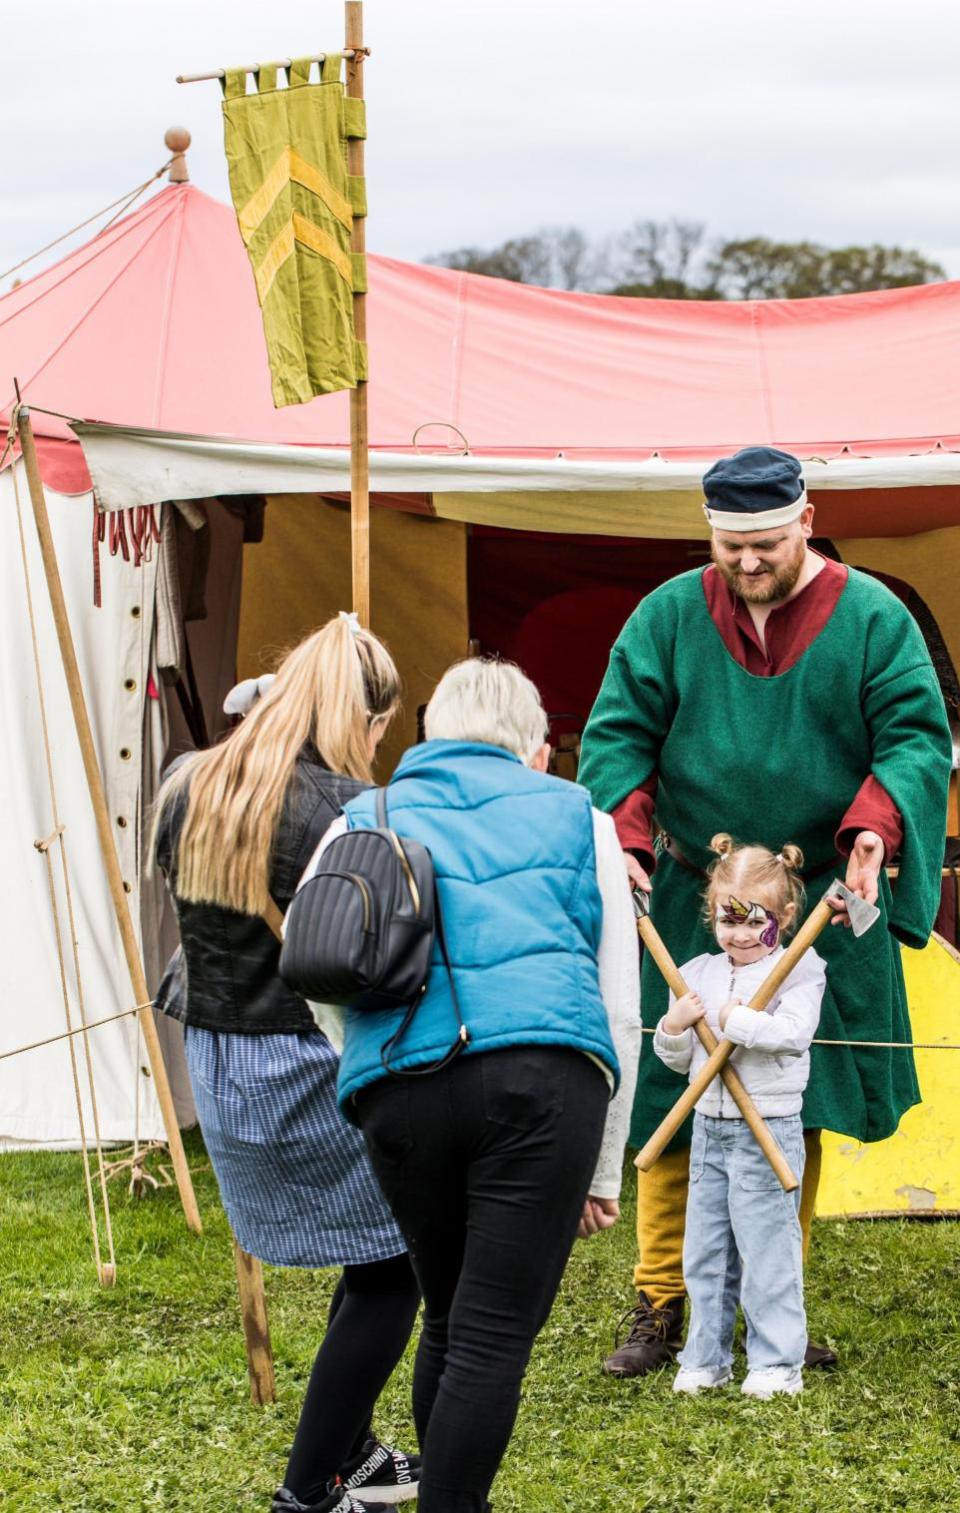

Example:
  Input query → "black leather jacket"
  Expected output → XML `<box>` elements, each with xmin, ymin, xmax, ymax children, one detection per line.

<box><xmin>155</xmin><ymin>748</ymin><xmax>366</xmax><ymax>1033</ymax></box>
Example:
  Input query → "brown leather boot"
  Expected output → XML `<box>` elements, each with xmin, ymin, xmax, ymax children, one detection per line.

<box><xmin>804</xmin><ymin>1338</ymin><xmax>838</xmax><ymax>1369</ymax></box>
<box><xmin>602</xmin><ymin>1291</ymin><xmax>685</xmax><ymax>1378</ymax></box>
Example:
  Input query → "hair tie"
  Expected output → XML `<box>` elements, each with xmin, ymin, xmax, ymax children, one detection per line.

<box><xmin>338</xmin><ymin>609</ymin><xmax>362</xmax><ymax>635</ymax></box>
<box><xmin>775</xmin><ymin>852</ymin><xmax>785</xmax><ymax>864</ymax></box>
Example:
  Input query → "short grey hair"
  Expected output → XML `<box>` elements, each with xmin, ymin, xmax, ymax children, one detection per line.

<box><xmin>424</xmin><ymin>659</ymin><xmax>550</xmax><ymax>761</ymax></box>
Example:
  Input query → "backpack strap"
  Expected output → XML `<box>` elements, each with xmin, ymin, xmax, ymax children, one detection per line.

<box><xmin>261</xmin><ymin>895</ymin><xmax>285</xmax><ymax>941</ymax></box>
<box><xmin>374</xmin><ymin>780</ymin><xmax>470</xmax><ymax>1076</ymax></box>
<box><xmin>379</xmin><ymin>871</ymin><xmax>469</xmax><ymax>1078</ymax></box>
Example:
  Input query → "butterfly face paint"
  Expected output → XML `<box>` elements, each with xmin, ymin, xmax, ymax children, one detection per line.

<box><xmin>715</xmin><ymin>896</ymin><xmax>781</xmax><ymax>953</ymax></box>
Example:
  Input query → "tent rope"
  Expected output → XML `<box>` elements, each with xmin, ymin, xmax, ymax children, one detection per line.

<box><xmin>2</xmin><ymin>1006</ymin><xmax>956</xmax><ymax>1062</ymax></box>
<box><xmin>7</xmin><ymin>417</ymin><xmax>117</xmax><ymax>1281</ymax></box>
<box><xmin>638</xmin><ymin>1027</ymin><xmax>960</xmax><ymax>1049</ymax></box>
<box><xmin>0</xmin><ymin>1002</ymin><xmax>152</xmax><ymax>1063</ymax></box>
<box><xmin>0</xmin><ymin>161</ymin><xmax>175</xmax><ymax>286</ymax></box>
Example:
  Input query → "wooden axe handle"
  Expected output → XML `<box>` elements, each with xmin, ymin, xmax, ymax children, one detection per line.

<box><xmin>748</xmin><ymin>896</ymin><xmax>835</xmax><ymax>1011</ymax></box>
<box><xmin>636</xmin><ymin>916</ymin><xmax>798</xmax><ymax>1191</ymax></box>
<box><xmin>635</xmin><ymin>896</ymin><xmax>836</xmax><ymax>1173</ymax></box>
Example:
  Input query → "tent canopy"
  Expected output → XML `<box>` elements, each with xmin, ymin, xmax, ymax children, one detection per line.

<box><xmin>2</xmin><ymin>180</ymin><xmax>959</xmax><ymax>1177</ymax></box>
<box><xmin>3</xmin><ymin>182</ymin><xmax>960</xmax><ymax>534</ymax></box>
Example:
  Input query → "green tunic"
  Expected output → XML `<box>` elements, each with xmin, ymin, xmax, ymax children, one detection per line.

<box><xmin>578</xmin><ymin>567</ymin><xmax>952</xmax><ymax>1149</ymax></box>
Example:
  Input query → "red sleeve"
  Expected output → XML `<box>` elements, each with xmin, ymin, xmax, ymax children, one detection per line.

<box><xmin>835</xmin><ymin>775</ymin><xmax>904</xmax><ymax>863</ymax></box>
<box><xmin>612</xmin><ymin>774</ymin><xmax>658</xmax><ymax>873</ymax></box>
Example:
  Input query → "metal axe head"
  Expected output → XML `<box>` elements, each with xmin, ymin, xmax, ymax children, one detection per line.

<box><xmin>825</xmin><ymin>880</ymin><xmax>881</xmax><ymax>937</ymax></box>
<box><xmin>632</xmin><ymin>887</ymin><xmax>652</xmax><ymax>922</ymax></box>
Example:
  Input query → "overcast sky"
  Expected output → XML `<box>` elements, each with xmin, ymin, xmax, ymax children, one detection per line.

<box><xmin>3</xmin><ymin>0</ymin><xmax>960</xmax><ymax>284</ymax></box>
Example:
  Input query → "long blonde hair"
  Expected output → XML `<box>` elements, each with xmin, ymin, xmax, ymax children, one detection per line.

<box><xmin>703</xmin><ymin>833</ymin><xmax>805</xmax><ymax>937</ymax></box>
<box><xmin>154</xmin><ymin>616</ymin><xmax>400</xmax><ymax>914</ymax></box>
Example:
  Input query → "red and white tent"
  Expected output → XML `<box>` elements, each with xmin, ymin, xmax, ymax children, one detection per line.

<box><xmin>2</xmin><ymin>178</ymin><xmax>959</xmax><ymax>1154</ymax></box>
<box><xmin>5</xmin><ymin>182</ymin><xmax>960</xmax><ymax>537</ymax></box>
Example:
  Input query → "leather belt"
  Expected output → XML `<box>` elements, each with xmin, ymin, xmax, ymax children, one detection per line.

<box><xmin>659</xmin><ymin>833</ymin><xmax>840</xmax><ymax>884</ymax></box>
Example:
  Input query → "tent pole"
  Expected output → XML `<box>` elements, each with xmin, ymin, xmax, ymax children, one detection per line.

<box><xmin>15</xmin><ymin>405</ymin><xmax>202</xmax><ymax>1236</ymax></box>
<box><xmin>346</xmin><ymin>1</ymin><xmax>370</xmax><ymax>624</ymax></box>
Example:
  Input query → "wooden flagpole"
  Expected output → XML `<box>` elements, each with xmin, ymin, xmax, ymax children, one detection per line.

<box><xmin>345</xmin><ymin>1</ymin><xmax>370</xmax><ymax>624</ymax></box>
<box><xmin>15</xmin><ymin>403</ymin><xmax>202</xmax><ymax>1236</ymax></box>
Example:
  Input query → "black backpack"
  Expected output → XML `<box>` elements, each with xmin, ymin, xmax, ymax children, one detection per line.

<box><xmin>279</xmin><ymin>786</ymin><xmax>468</xmax><ymax>1073</ymax></box>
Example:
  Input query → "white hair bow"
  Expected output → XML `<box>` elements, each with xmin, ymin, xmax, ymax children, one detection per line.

<box><xmin>223</xmin><ymin>673</ymin><xmax>276</xmax><ymax>716</ymax></box>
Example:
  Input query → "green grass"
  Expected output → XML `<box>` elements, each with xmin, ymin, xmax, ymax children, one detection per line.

<box><xmin>1</xmin><ymin>1133</ymin><xmax>958</xmax><ymax>1511</ymax></box>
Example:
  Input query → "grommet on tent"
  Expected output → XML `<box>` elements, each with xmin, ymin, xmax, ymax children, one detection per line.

<box><xmin>165</xmin><ymin>127</ymin><xmax>191</xmax><ymax>183</ymax></box>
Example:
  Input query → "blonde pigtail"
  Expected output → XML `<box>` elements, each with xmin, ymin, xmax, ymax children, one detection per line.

<box><xmin>709</xmin><ymin>832</ymin><xmax>735</xmax><ymax>857</ymax></box>
<box><xmin>779</xmin><ymin>843</ymin><xmax>805</xmax><ymax>873</ymax></box>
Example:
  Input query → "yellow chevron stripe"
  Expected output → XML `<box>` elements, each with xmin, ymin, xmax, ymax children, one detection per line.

<box><xmin>291</xmin><ymin>212</ymin><xmax>353</xmax><ymax>283</ymax></box>
<box><xmin>254</xmin><ymin>213</ymin><xmax>353</xmax><ymax>303</ymax></box>
<box><xmin>289</xmin><ymin>150</ymin><xmax>353</xmax><ymax>230</ymax></box>
<box><xmin>254</xmin><ymin>220</ymin><xmax>295</xmax><ymax>302</ymax></box>
<box><xmin>238</xmin><ymin>146</ymin><xmax>353</xmax><ymax>244</ymax></box>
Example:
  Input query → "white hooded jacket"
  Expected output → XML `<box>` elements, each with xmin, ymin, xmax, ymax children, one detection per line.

<box><xmin>652</xmin><ymin>945</ymin><xmax>827</xmax><ymax>1119</ymax></box>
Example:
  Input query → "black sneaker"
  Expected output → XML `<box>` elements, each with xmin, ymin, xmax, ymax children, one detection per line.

<box><xmin>340</xmin><ymin>1438</ymin><xmax>421</xmax><ymax>1504</ymax></box>
<box><xmin>272</xmin><ymin>1483</ymin><xmax>391</xmax><ymax>1513</ymax></box>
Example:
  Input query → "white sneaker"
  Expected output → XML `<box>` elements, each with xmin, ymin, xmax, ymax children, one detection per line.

<box><xmin>673</xmin><ymin>1365</ymin><xmax>733</xmax><ymax>1394</ymax></box>
<box><xmin>741</xmin><ymin>1365</ymin><xmax>803</xmax><ymax>1399</ymax></box>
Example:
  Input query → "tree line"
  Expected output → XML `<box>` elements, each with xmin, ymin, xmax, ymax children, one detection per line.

<box><xmin>427</xmin><ymin>220</ymin><xmax>945</xmax><ymax>300</ymax></box>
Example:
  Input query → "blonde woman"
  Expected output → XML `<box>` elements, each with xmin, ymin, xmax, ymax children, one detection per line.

<box><xmin>153</xmin><ymin>615</ymin><xmax>420</xmax><ymax>1513</ymax></box>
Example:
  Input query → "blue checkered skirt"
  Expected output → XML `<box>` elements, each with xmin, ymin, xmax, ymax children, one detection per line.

<box><xmin>183</xmin><ymin>1025</ymin><xmax>406</xmax><ymax>1268</ymax></box>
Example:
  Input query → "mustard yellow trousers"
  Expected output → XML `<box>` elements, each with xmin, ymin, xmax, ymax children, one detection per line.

<box><xmin>633</xmin><ymin>1129</ymin><xmax>822</xmax><ymax>1306</ymax></box>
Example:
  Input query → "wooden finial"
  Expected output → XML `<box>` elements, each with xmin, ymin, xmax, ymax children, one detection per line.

<box><xmin>164</xmin><ymin>126</ymin><xmax>191</xmax><ymax>182</ymax></box>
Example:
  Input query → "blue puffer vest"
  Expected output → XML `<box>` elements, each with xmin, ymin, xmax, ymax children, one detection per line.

<box><xmin>335</xmin><ymin>740</ymin><xmax>619</xmax><ymax>1113</ymax></box>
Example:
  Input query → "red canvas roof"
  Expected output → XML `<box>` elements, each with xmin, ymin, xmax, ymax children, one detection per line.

<box><xmin>3</xmin><ymin>182</ymin><xmax>960</xmax><ymax>496</ymax></box>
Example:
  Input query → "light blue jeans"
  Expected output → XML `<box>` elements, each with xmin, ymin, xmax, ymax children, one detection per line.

<box><xmin>679</xmin><ymin>1113</ymin><xmax>807</xmax><ymax>1373</ymax></box>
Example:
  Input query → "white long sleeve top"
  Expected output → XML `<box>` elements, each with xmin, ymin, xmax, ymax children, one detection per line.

<box><xmin>652</xmin><ymin>946</ymin><xmax>826</xmax><ymax>1119</ymax></box>
<box><xmin>296</xmin><ymin>807</ymin><xmax>641</xmax><ymax>1201</ymax></box>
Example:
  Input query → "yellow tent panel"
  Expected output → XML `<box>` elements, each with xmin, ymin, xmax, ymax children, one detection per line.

<box><xmin>817</xmin><ymin>934</ymin><xmax>960</xmax><ymax>1217</ymax></box>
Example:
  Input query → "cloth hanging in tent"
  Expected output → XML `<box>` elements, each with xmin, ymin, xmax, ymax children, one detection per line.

<box><xmin>221</xmin><ymin>54</ymin><xmax>367</xmax><ymax>405</ymax></box>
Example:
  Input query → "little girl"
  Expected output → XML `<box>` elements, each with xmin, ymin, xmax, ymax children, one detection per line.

<box><xmin>653</xmin><ymin>834</ymin><xmax>826</xmax><ymax>1400</ymax></box>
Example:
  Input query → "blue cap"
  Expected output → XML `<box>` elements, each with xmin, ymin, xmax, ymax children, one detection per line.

<box><xmin>703</xmin><ymin>446</ymin><xmax>806</xmax><ymax>531</ymax></box>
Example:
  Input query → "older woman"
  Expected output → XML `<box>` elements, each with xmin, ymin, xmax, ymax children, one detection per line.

<box><xmin>300</xmin><ymin>659</ymin><xmax>640</xmax><ymax>1513</ymax></box>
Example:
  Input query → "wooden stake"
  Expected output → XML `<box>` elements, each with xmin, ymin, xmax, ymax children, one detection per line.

<box><xmin>346</xmin><ymin>1</ymin><xmax>370</xmax><ymax>624</ymax></box>
<box><xmin>232</xmin><ymin>1237</ymin><xmax>276</xmax><ymax>1406</ymax></box>
<box><xmin>15</xmin><ymin>404</ymin><xmax>202</xmax><ymax>1235</ymax></box>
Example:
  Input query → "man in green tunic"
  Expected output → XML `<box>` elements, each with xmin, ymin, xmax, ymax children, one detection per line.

<box><xmin>578</xmin><ymin>446</ymin><xmax>951</xmax><ymax>1378</ymax></box>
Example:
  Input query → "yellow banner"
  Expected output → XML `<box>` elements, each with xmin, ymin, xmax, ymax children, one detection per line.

<box><xmin>221</xmin><ymin>54</ymin><xmax>367</xmax><ymax>406</ymax></box>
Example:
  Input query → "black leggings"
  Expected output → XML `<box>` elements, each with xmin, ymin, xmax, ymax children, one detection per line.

<box><xmin>284</xmin><ymin>1251</ymin><xmax>420</xmax><ymax>1504</ymax></box>
<box><xmin>357</xmin><ymin>1046</ymin><xmax>610</xmax><ymax>1513</ymax></box>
